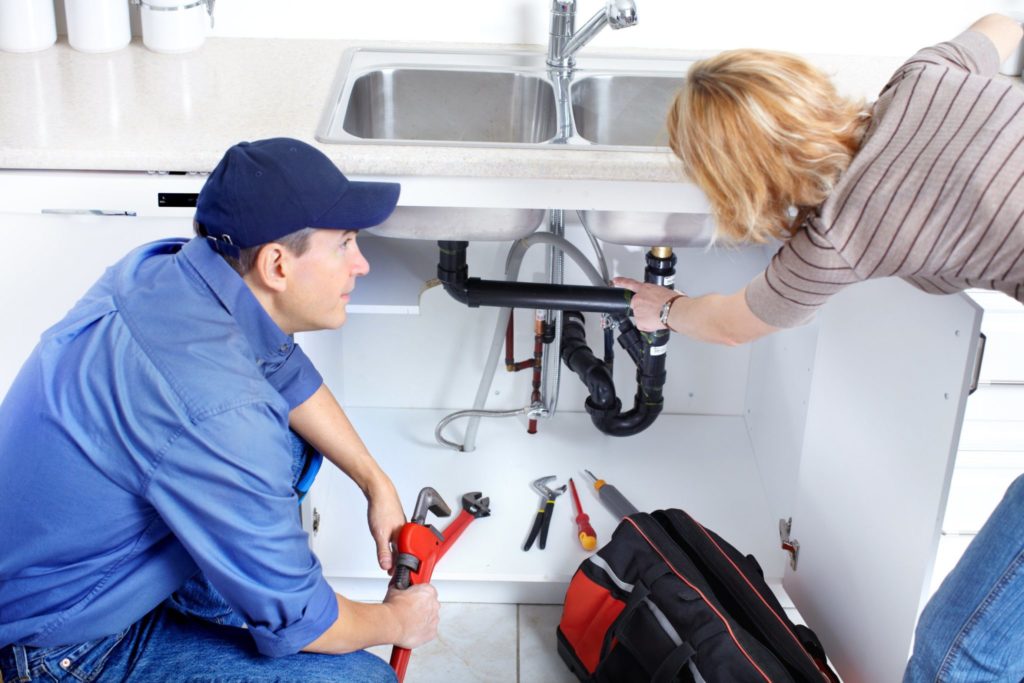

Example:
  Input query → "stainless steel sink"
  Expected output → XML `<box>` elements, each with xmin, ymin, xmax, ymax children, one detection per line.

<box><xmin>578</xmin><ymin>210</ymin><xmax>715</xmax><ymax>247</ymax></box>
<box><xmin>317</xmin><ymin>48</ymin><xmax>712</xmax><ymax>246</ymax></box>
<box><xmin>342</xmin><ymin>69</ymin><xmax>557</xmax><ymax>145</ymax></box>
<box><xmin>318</xmin><ymin>48</ymin><xmax>695</xmax><ymax>152</ymax></box>
<box><xmin>571</xmin><ymin>74</ymin><xmax>682</xmax><ymax>147</ymax></box>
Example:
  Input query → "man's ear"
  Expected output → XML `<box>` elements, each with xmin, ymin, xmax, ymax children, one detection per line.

<box><xmin>250</xmin><ymin>243</ymin><xmax>290</xmax><ymax>293</ymax></box>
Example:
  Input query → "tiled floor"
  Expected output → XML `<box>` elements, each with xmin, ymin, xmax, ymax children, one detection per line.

<box><xmin>373</xmin><ymin>292</ymin><xmax>1024</xmax><ymax>683</ymax></box>
<box><xmin>368</xmin><ymin>602</ymin><xmax>807</xmax><ymax>682</ymax></box>
<box><xmin>366</xmin><ymin>604</ymin><xmax>573</xmax><ymax>683</ymax></box>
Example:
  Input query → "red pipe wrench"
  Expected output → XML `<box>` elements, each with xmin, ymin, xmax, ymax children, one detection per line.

<box><xmin>389</xmin><ymin>488</ymin><xmax>491</xmax><ymax>681</ymax></box>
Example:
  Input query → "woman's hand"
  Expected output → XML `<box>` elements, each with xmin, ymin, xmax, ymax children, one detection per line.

<box><xmin>612</xmin><ymin>277</ymin><xmax>685</xmax><ymax>332</ymax></box>
<box><xmin>366</xmin><ymin>476</ymin><xmax>406</xmax><ymax>574</ymax></box>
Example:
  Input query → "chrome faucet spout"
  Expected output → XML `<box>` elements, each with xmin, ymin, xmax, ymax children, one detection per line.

<box><xmin>605</xmin><ymin>0</ymin><xmax>637</xmax><ymax>29</ymax></box>
<box><xmin>547</xmin><ymin>0</ymin><xmax>638</xmax><ymax>69</ymax></box>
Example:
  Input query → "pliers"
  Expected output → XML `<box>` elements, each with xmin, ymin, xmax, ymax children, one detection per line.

<box><xmin>523</xmin><ymin>475</ymin><xmax>566</xmax><ymax>551</ymax></box>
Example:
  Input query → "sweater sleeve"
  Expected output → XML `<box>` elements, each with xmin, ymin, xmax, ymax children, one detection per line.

<box><xmin>745</xmin><ymin>227</ymin><xmax>860</xmax><ymax>328</ymax></box>
<box><xmin>882</xmin><ymin>30</ymin><xmax>1002</xmax><ymax>97</ymax></box>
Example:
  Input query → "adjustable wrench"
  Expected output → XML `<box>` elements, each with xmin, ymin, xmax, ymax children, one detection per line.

<box><xmin>390</xmin><ymin>489</ymin><xmax>491</xmax><ymax>681</ymax></box>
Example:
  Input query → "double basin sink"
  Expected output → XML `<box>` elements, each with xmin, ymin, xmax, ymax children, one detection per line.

<box><xmin>317</xmin><ymin>48</ymin><xmax>713</xmax><ymax>246</ymax></box>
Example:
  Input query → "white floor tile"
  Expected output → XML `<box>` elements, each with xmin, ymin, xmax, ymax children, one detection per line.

<box><xmin>518</xmin><ymin>604</ymin><xmax>577</xmax><ymax>683</ymax></box>
<box><xmin>927</xmin><ymin>534</ymin><xmax>974</xmax><ymax>598</ymax></box>
<box><xmin>367</xmin><ymin>603</ymin><xmax>517</xmax><ymax>683</ymax></box>
<box><xmin>942</xmin><ymin>466</ymin><xmax>1024</xmax><ymax>533</ymax></box>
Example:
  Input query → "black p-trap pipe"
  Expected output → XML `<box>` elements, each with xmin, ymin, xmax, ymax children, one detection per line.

<box><xmin>436</xmin><ymin>240</ymin><xmax>632</xmax><ymax>315</ymax></box>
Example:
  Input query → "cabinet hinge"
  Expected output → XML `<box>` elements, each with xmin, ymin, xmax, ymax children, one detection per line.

<box><xmin>312</xmin><ymin>508</ymin><xmax>320</xmax><ymax>536</ymax></box>
<box><xmin>779</xmin><ymin>517</ymin><xmax>799</xmax><ymax>571</ymax></box>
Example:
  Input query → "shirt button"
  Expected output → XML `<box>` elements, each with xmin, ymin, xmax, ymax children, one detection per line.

<box><xmin>60</xmin><ymin>658</ymin><xmax>72</xmax><ymax>669</ymax></box>
<box><xmin>279</xmin><ymin>343</ymin><xmax>290</xmax><ymax>352</ymax></box>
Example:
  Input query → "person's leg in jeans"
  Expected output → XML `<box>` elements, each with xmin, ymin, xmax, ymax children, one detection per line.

<box><xmin>904</xmin><ymin>472</ymin><xmax>1024</xmax><ymax>683</ymax></box>
<box><xmin>0</xmin><ymin>603</ymin><xmax>396</xmax><ymax>683</ymax></box>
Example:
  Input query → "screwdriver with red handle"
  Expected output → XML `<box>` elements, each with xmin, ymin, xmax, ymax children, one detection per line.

<box><xmin>568</xmin><ymin>478</ymin><xmax>597</xmax><ymax>550</ymax></box>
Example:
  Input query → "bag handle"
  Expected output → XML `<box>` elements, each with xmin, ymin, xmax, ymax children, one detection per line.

<box><xmin>652</xmin><ymin>642</ymin><xmax>697</xmax><ymax>683</ymax></box>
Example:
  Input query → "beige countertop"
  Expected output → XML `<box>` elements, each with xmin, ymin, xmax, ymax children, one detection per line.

<box><xmin>0</xmin><ymin>37</ymin><xmax>917</xmax><ymax>182</ymax></box>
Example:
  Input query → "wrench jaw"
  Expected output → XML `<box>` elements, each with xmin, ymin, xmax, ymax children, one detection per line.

<box><xmin>410</xmin><ymin>486</ymin><xmax>452</xmax><ymax>525</ymax></box>
<box><xmin>461</xmin><ymin>492</ymin><xmax>491</xmax><ymax>519</ymax></box>
<box><xmin>393</xmin><ymin>487</ymin><xmax>452</xmax><ymax>590</ymax></box>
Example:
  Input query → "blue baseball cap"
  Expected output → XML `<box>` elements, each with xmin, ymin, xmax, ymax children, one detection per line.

<box><xmin>195</xmin><ymin>138</ymin><xmax>400</xmax><ymax>256</ymax></box>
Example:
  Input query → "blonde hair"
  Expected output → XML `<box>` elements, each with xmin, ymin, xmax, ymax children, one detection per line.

<box><xmin>668</xmin><ymin>50</ymin><xmax>870</xmax><ymax>243</ymax></box>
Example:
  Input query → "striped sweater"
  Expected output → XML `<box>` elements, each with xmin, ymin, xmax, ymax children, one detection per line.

<box><xmin>745</xmin><ymin>30</ymin><xmax>1024</xmax><ymax>327</ymax></box>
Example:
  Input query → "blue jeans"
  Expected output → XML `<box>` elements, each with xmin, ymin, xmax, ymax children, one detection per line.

<box><xmin>904</xmin><ymin>472</ymin><xmax>1024</xmax><ymax>682</ymax></box>
<box><xmin>0</xmin><ymin>604</ymin><xmax>396</xmax><ymax>682</ymax></box>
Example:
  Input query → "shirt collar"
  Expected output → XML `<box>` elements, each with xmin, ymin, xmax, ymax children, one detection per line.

<box><xmin>180</xmin><ymin>237</ymin><xmax>295</xmax><ymax>365</ymax></box>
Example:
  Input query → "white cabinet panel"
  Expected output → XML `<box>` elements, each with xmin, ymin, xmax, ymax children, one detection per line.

<box><xmin>784</xmin><ymin>279</ymin><xmax>982</xmax><ymax>683</ymax></box>
<box><xmin>0</xmin><ymin>213</ymin><xmax>190</xmax><ymax>397</ymax></box>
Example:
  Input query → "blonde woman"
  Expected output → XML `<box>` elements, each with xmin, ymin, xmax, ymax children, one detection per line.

<box><xmin>614</xmin><ymin>13</ymin><xmax>1024</xmax><ymax>682</ymax></box>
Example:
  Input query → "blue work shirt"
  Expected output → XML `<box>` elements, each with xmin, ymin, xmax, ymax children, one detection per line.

<box><xmin>0</xmin><ymin>237</ymin><xmax>337</xmax><ymax>657</ymax></box>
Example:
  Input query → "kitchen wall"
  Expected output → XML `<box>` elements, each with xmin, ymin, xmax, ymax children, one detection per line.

<box><xmin>195</xmin><ymin>1</ymin><xmax>1018</xmax><ymax>57</ymax></box>
<box><xmin>44</xmin><ymin>1</ymin><xmax>1024</xmax><ymax>58</ymax></box>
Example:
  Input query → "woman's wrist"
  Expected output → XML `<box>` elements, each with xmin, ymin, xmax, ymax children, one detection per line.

<box><xmin>659</xmin><ymin>293</ymin><xmax>686</xmax><ymax>332</ymax></box>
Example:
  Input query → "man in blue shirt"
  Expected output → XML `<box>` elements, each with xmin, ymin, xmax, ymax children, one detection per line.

<box><xmin>0</xmin><ymin>138</ymin><xmax>438</xmax><ymax>682</ymax></box>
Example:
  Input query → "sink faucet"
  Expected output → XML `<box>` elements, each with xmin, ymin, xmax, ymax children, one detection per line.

<box><xmin>547</xmin><ymin>0</ymin><xmax>638</xmax><ymax>70</ymax></box>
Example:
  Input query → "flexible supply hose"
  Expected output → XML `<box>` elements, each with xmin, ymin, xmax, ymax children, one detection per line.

<box><xmin>434</xmin><ymin>407</ymin><xmax>530</xmax><ymax>452</ymax></box>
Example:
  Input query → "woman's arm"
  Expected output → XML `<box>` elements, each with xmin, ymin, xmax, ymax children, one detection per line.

<box><xmin>289</xmin><ymin>384</ymin><xmax>405</xmax><ymax>572</ymax></box>
<box><xmin>612</xmin><ymin>278</ymin><xmax>777</xmax><ymax>346</ymax></box>
<box><xmin>970</xmin><ymin>13</ymin><xmax>1024</xmax><ymax>62</ymax></box>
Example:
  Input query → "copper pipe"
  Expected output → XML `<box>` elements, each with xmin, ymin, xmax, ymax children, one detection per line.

<box><xmin>505</xmin><ymin>311</ymin><xmax>537</xmax><ymax>372</ymax></box>
<box><xmin>528</xmin><ymin>312</ymin><xmax>544</xmax><ymax>435</ymax></box>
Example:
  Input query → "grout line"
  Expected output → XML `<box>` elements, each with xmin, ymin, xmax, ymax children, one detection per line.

<box><xmin>515</xmin><ymin>604</ymin><xmax>521</xmax><ymax>683</ymax></box>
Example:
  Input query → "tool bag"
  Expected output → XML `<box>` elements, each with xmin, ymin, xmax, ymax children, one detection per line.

<box><xmin>557</xmin><ymin>509</ymin><xmax>839</xmax><ymax>682</ymax></box>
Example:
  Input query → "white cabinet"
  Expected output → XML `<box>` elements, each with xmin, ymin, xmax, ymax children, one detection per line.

<box><xmin>302</xmin><ymin>234</ymin><xmax>980</xmax><ymax>683</ymax></box>
<box><xmin>0</xmin><ymin>170</ymin><xmax>983</xmax><ymax>683</ymax></box>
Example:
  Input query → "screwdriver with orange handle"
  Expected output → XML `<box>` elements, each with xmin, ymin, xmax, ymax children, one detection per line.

<box><xmin>568</xmin><ymin>478</ymin><xmax>597</xmax><ymax>550</ymax></box>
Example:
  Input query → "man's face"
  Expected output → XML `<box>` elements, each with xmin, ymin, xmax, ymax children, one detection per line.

<box><xmin>282</xmin><ymin>228</ymin><xmax>369</xmax><ymax>333</ymax></box>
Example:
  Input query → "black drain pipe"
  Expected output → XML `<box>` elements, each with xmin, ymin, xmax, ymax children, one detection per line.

<box><xmin>560</xmin><ymin>248</ymin><xmax>676</xmax><ymax>436</ymax></box>
<box><xmin>437</xmin><ymin>240</ymin><xmax>675</xmax><ymax>437</ymax></box>
<box><xmin>437</xmin><ymin>241</ymin><xmax>632</xmax><ymax>315</ymax></box>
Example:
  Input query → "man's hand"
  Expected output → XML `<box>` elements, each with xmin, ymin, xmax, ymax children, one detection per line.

<box><xmin>366</xmin><ymin>476</ymin><xmax>405</xmax><ymax>573</ymax></box>
<box><xmin>384</xmin><ymin>584</ymin><xmax>440</xmax><ymax>649</ymax></box>
<box><xmin>303</xmin><ymin>586</ymin><xmax>439</xmax><ymax>654</ymax></box>
<box><xmin>612</xmin><ymin>277</ymin><xmax>683</xmax><ymax>332</ymax></box>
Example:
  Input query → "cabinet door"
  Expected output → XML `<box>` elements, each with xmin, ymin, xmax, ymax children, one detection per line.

<box><xmin>784</xmin><ymin>278</ymin><xmax>982</xmax><ymax>683</ymax></box>
<box><xmin>0</xmin><ymin>213</ymin><xmax>189</xmax><ymax>397</ymax></box>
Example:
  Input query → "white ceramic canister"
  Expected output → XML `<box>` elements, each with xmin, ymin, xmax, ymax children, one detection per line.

<box><xmin>137</xmin><ymin>0</ymin><xmax>213</xmax><ymax>54</ymax></box>
<box><xmin>65</xmin><ymin>0</ymin><xmax>131</xmax><ymax>53</ymax></box>
<box><xmin>0</xmin><ymin>0</ymin><xmax>57</xmax><ymax>53</ymax></box>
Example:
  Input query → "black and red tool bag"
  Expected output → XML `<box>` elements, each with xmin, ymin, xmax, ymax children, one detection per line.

<box><xmin>557</xmin><ymin>509</ymin><xmax>839</xmax><ymax>683</ymax></box>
